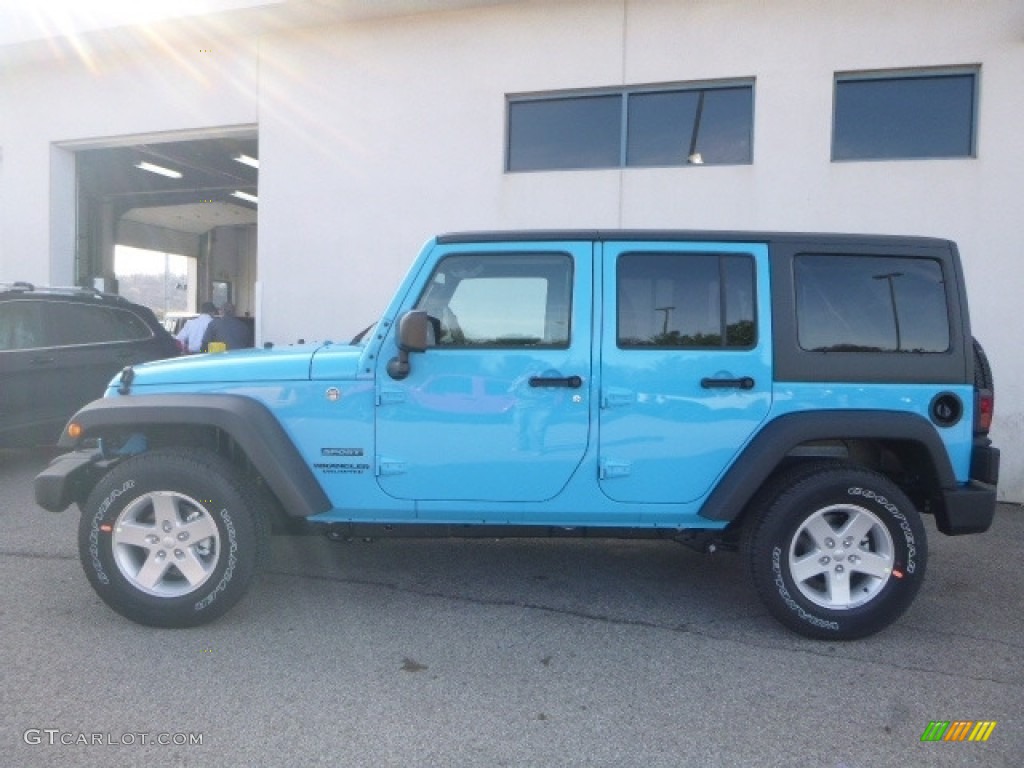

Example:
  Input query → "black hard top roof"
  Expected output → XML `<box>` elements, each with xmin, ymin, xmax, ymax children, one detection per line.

<box><xmin>436</xmin><ymin>230</ymin><xmax>954</xmax><ymax>250</ymax></box>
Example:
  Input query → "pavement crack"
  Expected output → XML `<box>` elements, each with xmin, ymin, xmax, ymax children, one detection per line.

<box><xmin>264</xmin><ymin>567</ymin><xmax>1024</xmax><ymax>689</ymax></box>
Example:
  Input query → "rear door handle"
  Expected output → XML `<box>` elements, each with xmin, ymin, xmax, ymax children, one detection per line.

<box><xmin>529</xmin><ymin>375</ymin><xmax>583</xmax><ymax>389</ymax></box>
<box><xmin>30</xmin><ymin>356</ymin><xmax>55</xmax><ymax>366</ymax></box>
<box><xmin>700</xmin><ymin>376</ymin><xmax>755</xmax><ymax>390</ymax></box>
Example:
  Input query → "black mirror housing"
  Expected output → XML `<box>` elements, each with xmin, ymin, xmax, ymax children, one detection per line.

<box><xmin>397</xmin><ymin>310</ymin><xmax>430</xmax><ymax>353</ymax></box>
<box><xmin>387</xmin><ymin>310</ymin><xmax>430</xmax><ymax>379</ymax></box>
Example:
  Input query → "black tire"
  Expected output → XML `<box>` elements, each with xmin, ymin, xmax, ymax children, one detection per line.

<box><xmin>746</xmin><ymin>464</ymin><xmax>927</xmax><ymax>640</ymax></box>
<box><xmin>78</xmin><ymin>448</ymin><xmax>268</xmax><ymax>628</ymax></box>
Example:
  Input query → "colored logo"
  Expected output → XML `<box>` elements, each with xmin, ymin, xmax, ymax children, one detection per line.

<box><xmin>920</xmin><ymin>721</ymin><xmax>997</xmax><ymax>742</ymax></box>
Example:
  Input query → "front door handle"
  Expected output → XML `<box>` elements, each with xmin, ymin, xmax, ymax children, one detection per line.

<box><xmin>529</xmin><ymin>375</ymin><xmax>583</xmax><ymax>389</ymax></box>
<box><xmin>700</xmin><ymin>376</ymin><xmax>755</xmax><ymax>390</ymax></box>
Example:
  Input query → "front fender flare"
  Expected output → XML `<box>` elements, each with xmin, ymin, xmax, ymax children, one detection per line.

<box><xmin>52</xmin><ymin>394</ymin><xmax>331</xmax><ymax>518</ymax></box>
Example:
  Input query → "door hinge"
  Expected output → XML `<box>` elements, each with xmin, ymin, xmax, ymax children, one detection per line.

<box><xmin>376</xmin><ymin>456</ymin><xmax>408</xmax><ymax>476</ymax></box>
<box><xmin>599</xmin><ymin>458</ymin><xmax>632</xmax><ymax>479</ymax></box>
<box><xmin>376</xmin><ymin>389</ymin><xmax>406</xmax><ymax>406</ymax></box>
<box><xmin>602</xmin><ymin>388</ymin><xmax>634</xmax><ymax>409</ymax></box>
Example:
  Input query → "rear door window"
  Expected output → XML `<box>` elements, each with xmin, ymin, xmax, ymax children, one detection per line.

<box><xmin>617</xmin><ymin>252</ymin><xmax>756</xmax><ymax>348</ymax></box>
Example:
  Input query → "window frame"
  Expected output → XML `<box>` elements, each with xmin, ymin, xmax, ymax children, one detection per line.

<box><xmin>506</xmin><ymin>79</ymin><xmax>755</xmax><ymax>173</ymax></box>
<box><xmin>831</xmin><ymin>66</ymin><xmax>980</xmax><ymax>162</ymax></box>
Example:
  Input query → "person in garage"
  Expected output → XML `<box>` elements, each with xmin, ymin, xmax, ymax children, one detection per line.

<box><xmin>175</xmin><ymin>301</ymin><xmax>217</xmax><ymax>354</ymax></box>
<box><xmin>201</xmin><ymin>302</ymin><xmax>253</xmax><ymax>352</ymax></box>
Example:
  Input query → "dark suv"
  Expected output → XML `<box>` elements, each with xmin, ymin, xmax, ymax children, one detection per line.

<box><xmin>0</xmin><ymin>282</ymin><xmax>179</xmax><ymax>447</ymax></box>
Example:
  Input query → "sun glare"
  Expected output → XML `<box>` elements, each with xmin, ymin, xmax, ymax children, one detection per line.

<box><xmin>3</xmin><ymin>1</ymin><xmax>276</xmax><ymax>41</ymax></box>
<box><xmin>12</xmin><ymin>1</ymin><xmax>217</xmax><ymax>27</ymax></box>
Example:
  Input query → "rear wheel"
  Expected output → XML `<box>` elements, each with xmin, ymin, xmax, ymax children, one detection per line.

<box><xmin>746</xmin><ymin>464</ymin><xmax>927</xmax><ymax>640</ymax></box>
<box><xmin>78</xmin><ymin>448</ymin><xmax>267</xmax><ymax>627</ymax></box>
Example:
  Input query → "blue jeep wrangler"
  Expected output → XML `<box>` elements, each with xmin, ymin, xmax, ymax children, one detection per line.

<box><xmin>35</xmin><ymin>231</ymin><xmax>1000</xmax><ymax>639</ymax></box>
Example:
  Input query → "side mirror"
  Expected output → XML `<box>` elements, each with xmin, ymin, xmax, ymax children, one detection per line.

<box><xmin>386</xmin><ymin>310</ymin><xmax>430</xmax><ymax>380</ymax></box>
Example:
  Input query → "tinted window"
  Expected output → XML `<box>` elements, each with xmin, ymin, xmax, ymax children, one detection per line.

<box><xmin>795</xmin><ymin>255</ymin><xmax>949</xmax><ymax>353</ymax></box>
<box><xmin>0</xmin><ymin>301</ymin><xmax>45</xmax><ymax>350</ymax></box>
<box><xmin>833</xmin><ymin>72</ymin><xmax>976</xmax><ymax>160</ymax></box>
<box><xmin>507</xmin><ymin>95</ymin><xmax>622</xmax><ymax>171</ymax></box>
<box><xmin>627</xmin><ymin>86</ymin><xmax>752</xmax><ymax>166</ymax></box>
<box><xmin>106</xmin><ymin>306</ymin><xmax>154</xmax><ymax>342</ymax></box>
<box><xmin>617</xmin><ymin>253</ymin><xmax>755</xmax><ymax>348</ymax></box>
<box><xmin>416</xmin><ymin>253</ymin><xmax>572</xmax><ymax>347</ymax></box>
<box><xmin>47</xmin><ymin>303</ymin><xmax>153</xmax><ymax>346</ymax></box>
<box><xmin>508</xmin><ymin>82</ymin><xmax>753</xmax><ymax>171</ymax></box>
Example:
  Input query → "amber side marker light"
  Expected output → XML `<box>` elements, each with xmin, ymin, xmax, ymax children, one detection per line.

<box><xmin>67</xmin><ymin>423</ymin><xmax>83</xmax><ymax>440</ymax></box>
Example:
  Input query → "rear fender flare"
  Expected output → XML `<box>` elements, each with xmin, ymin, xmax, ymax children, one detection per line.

<box><xmin>699</xmin><ymin>410</ymin><xmax>956</xmax><ymax>523</ymax></box>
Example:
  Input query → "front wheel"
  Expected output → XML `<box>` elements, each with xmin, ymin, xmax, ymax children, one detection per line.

<box><xmin>746</xmin><ymin>465</ymin><xmax>927</xmax><ymax>640</ymax></box>
<box><xmin>78</xmin><ymin>448</ymin><xmax>268</xmax><ymax>628</ymax></box>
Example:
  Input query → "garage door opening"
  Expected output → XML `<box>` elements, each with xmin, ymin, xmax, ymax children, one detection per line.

<box><xmin>73</xmin><ymin>129</ymin><xmax>258</xmax><ymax>326</ymax></box>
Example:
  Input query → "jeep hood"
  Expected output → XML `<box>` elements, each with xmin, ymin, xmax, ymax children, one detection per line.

<box><xmin>110</xmin><ymin>343</ymin><xmax>362</xmax><ymax>388</ymax></box>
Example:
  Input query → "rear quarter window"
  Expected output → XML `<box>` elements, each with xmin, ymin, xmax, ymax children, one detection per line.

<box><xmin>794</xmin><ymin>254</ymin><xmax>949</xmax><ymax>353</ymax></box>
<box><xmin>0</xmin><ymin>300</ymin><xmax>45</xmax><ymax>350</ymax></box>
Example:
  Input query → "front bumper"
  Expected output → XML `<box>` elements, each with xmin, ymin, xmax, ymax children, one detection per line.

<box><xmin>34</xmin><ymin>450</ymin><xmax>110</xmax><ymax>513</ymax></box>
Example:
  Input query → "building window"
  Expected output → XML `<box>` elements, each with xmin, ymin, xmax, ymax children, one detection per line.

<box><xmin>794</xmin><ymin>255</ymin><xmax>949</xmax><ymax>353</ymax></box>
<box><xmin>626</xmin><ymin>87</ymin><xmax>752</xmax><ymax>167</ymax></box>
<box><xmin>617</xmin><ymin>252</ymin><xmax>756</xmax><ymax>349</ymax></box>
<box><xmin>506</xmin><ymin>94</ymin><xmax>622</xmax><ymax>171</ymax></box>
<box><xmin>507</xmin><ymin>81</ymin><xmax>753</xmax><ymax>172</ymax></box>
<box><xmin>832</xmin><ymin>70</ymin><xmax>977</xmax><ymax>161</ymax></box>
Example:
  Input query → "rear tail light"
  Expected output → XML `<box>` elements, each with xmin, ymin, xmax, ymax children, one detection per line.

<box><xmin>975</xmin><ymin>389</ymin><xmax>994</xmax><ymax>434</ymax></box>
